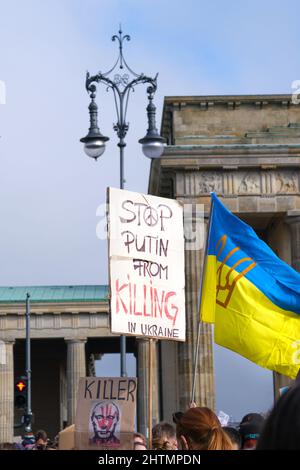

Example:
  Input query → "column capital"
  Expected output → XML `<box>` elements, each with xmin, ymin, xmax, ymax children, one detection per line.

<box><xmin>286</xmin><ymin>211</ymin><xmax>300</xmax><ymax>225</ymax></box>
<box><xmin>64</xmin><ymin>337</ymin><xmax>87</xmax><ymax>344</ymax></box>
<box><xmin>136</xmin><ymin>338</ymin><xmax>157</xmax><ymax>344</ymax></box>
<box><xmin>0</xmin><ymin>337</ymin><xmax>15</xmax><ymax>345</ymax></box>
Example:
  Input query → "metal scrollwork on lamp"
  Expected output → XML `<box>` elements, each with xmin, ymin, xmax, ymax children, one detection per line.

<box><xmin>80</xmin><ymin>27</ymin><xmax>166</xmax><ymax>179</ymax></box>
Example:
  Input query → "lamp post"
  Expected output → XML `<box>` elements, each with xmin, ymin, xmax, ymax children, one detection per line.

<box><xmin>24</xmin><ymin>293</ymin><xmax>32</xmax><ymax>432</ymax></box>
<box><xmin>80</xmin><ymin>28</ymin><xmax>166</xmax><ymax>377</ymax></box>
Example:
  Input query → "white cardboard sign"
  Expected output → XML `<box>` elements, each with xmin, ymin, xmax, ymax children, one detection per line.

<box><xmin>108</xmin><ymin>187</ymin><xmax>185</xmax><ymax>341</ymax></box>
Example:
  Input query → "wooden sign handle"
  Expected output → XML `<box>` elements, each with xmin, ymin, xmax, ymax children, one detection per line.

<box><xmin>148</xmin><ymin>338</ymin><xmax>153</xmax><ymax>450</ymax></box>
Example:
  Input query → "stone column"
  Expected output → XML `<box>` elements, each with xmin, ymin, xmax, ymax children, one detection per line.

<box><xmin>287</xmin><ymin>215</ymin><xmax>300</xmax><ymax>272</ymax></box>
<box><xmin>178</xmin><ymin>212</ymin><xmax>215</xmax><ymax>411</ymax></box>
<box><xmin>66</xmin><ymin>338</ymin><xmax>86</xmax><ymax>425</ymax></box>
<box><xmin>274</xmin><ymin>215</ymin><xmax>300</xmax><ymax>396</ymax></box>
<box><xmin>137</xmin><ymin>339</ymin><xmax>148</xmax><ymax>437</ymax></box>
<box><xmin>152</xmin><ymin>341</ymin><xmax>159</xmax><ymax>427</ymax></box>
<box><xmin>0</xmin><ymin>339</ymin><xmax>14</xmax><ymax>443</ymax></box>
<box><xmin>137</xmin><ymin>339</ymin><xmax>159</xmax><ymax>438</ymax></box>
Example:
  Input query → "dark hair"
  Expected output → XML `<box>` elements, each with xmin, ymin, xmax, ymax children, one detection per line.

<box><xmin>172</xmin><ymin>411</ymin><xmax>183</xmax><ymax>424</ymax></box>
<box><xmin>257</xmin><ymin>383</ymin><xmax>300</xmax><ymax>450</ymax></box>
<box><xmin>223</xmin><ymin>427</ymin><xmax>242</xmax><ymax>449</ymax></box>
<box><xmin>239</xmin><ymin>412</ymin><xmax>264</xmax><ymax>448</ymax></box>
<box><xmin>152</xmin><ymin>422</ymin><xmax>177</xmax><ymax>450</ymax></box>
<box><xmin>35</xmin><ymin>430</ymin><xmax>47</xmax><ymax>442</ymax></box>
<box><xmin>176</xmin><ymin>407</ymin><xmax>233</xmax><ymax>450</ymax></box>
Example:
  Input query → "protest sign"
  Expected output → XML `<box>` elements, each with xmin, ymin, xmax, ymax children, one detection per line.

<box><xmin>107</xmin><ymin>187</ymin><xmax>185</xmax><ymax>341</ymax></box>
<box><xmin>75</xmin><ymin>377</ymin><xmax>137</xmax><ymax>450</ymax></box>
<box><xmin>58</xmin><ymin>424</ymin><xmax>75</xmax><ymax>450</ymax></box>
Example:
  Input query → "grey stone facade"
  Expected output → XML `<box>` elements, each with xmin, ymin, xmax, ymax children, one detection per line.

<box><xmin>149</xmin><ymin>94</ymin><xmax>300</xmax><ymax>418</ymax></box>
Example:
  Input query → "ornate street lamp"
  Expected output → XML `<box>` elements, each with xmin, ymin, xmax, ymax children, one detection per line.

<box><xmin>80</xmin><ymin>27</ymin><xmax>166</xmax><ymax>164</ymax></box>
<box><xmin>80</xmin><ymin>29</ymin><xmax>166</xmax><ymax>376</ymax></box>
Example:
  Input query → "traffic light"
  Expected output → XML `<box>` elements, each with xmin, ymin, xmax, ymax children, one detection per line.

<box><xmin>14</xmin><ymin>377</ymin><xmax>27</xmax><ymax>409</ymax></box>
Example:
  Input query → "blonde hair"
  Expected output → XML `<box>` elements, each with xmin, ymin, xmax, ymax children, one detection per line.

<box><xmin>152</xmin><ymin>422</ymin><xmax>177</xmax><ymax>450</ymax></box>
<box><xmin>176</xmin><ymin>407</ymin><xmax>233</xmax><ymax>450</ymax></box>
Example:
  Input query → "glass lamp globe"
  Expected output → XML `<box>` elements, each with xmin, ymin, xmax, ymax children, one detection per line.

<box><xmin>83</xmin><ymin>139</ymin><xmax>106</xmax><ymax>160</ymax></box>
<box><xmin>141</xmin><ymin>140</ymin><xmax>165</xmax><ymax>159</ymax></box>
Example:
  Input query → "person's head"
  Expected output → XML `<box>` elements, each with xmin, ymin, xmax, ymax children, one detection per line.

<box><xmin>223</xmin><ymin>427</ymin><xmax>242</xmax><ymax>450</ymax></box>
<box><xmin>91</xmin><ymin>401</ymin><xmax>120</xmax><ymax>440</ymax></box>
<box><xmin>35</xmin><ymin>430</ymin><xmax>48</xmax><ymax>445</ymax></box>
<box><xmin>133</xmin><ymin>432</ymin><xmax>147</xmax><ymax>450</ymax></box>
<box><xmin>257</xmin><ymin>383</ymin><xmax>300</xmax><ymax>450</ymax></box>
<box><xmin>175</xmin><ymin>407</ymin><xmax>233</xmax><ymax>450</ymax></box>
<box><xmin>152</xmin><ymin>422</ymin><xmax>177</xmax><ymax>450</ymax></box>
<box><xmin>239</xmin><ymin>413</ymin><xmax>264</xmax><ymax>450</ymax></box>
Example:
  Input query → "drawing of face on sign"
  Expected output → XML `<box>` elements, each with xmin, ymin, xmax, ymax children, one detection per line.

<box><xmin>89</xmin><ymin>401</ymin><xmax>121</xmax><ymax>447</ymax></box>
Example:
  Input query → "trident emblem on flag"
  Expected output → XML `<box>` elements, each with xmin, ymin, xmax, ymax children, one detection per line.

<box><xmin>216</xmin><ymin>235</ymin><xmax>257</xmax><ymax>308</ymax></box>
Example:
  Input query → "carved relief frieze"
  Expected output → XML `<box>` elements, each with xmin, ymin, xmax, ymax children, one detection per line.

<box><xmin>89</xmin><ymin>314</ymin><xmax>98</xmax><ymax>329</ymax></box>
<box><xmin>0</xmin><ymin>316</ymin><xmax>6</xmax><ymax>330</ymax></box>
<box><xmin>198</xmin><ymin>172</ymin><xmax>222</xmax><ymax>194</ymax></box>
<box><xmin>35</xmin><ymin>315</ymin><xmax>44</xmax><ymax>329</ymax></box>
<box><xmin>71</xmin><ymin>314</ymin><xmax>79</xmax><ymax>329</ymax></box>
<box><xmin>275</xmin><ymin>171</ymin><xmax>298</xmax><ymax>193</ymax></box>
<box><xmin>238</xmin><ymin>173</ymin><xmax>260</xmax><ymax>194</ymax></box>
<box><xmin>192</xmin><ymin>170</ymin><xmax>299</xmax><ymax>196</ymax></box>
<box><xmin>53</xmin><ymin>314</ymin><xmax>61</xmax><ymax>329</ymax></box>
<box><xmin>17</xmin><ymin>316</ymin><xmax>25</xmax><ymax>330</ymax></box>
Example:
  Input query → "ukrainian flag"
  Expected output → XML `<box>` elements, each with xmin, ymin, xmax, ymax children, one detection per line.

<box><xmin>200</xmin><ymin>193</ymin><xmax>300</xmax><ymax>378</ymax></box>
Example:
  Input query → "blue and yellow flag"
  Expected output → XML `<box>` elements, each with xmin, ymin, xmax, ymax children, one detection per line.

<box><xmin>200</xmin><ymin>193</ymin><xmax>300</xmax><ymax>378</ymax></box>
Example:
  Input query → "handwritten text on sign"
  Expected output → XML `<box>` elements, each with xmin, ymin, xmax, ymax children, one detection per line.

<box><xmin>108</xmin><ymin>187</ymin><xmax>185</xmax><ymax>341</ymax></box>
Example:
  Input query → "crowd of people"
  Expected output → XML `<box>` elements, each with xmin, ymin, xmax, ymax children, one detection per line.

<box><xmin>1</xmin><ymin>382</ymin><xmax>300</xmax><ymax>451</ymax></box>
<box><xmin>0</xmin><ymin>429</ymin><xmax>57</xmax><ymax>450</ymax></box>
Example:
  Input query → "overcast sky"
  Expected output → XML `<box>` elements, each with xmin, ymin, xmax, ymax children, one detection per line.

<box><xmin>1</xmin><ymin>0</ymin><xmax>299</xmax><ymax>421</ymax></box>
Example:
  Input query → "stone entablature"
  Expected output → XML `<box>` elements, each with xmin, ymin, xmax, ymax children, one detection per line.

<box><xmin>161</xmin><ymin>143</ymin><xmax>300</xmax><ymax>165</ymax></box>
<box><xmin>0</xmin><ymin>300</ymin><xmax>110</xmax><ymax>340</ymax></box>
<box><xmin>0</xmin><ymin>300</ymin><xmax>108</xmax><ymax>314</ymax></box>
<box><xmin>150</xmin><ymin>144</ymin><xmax>300</xmax><ymax>213</ymax></box>
<box><xmin>162</xmin><ymin>95</ymin><xmax>300</xmax><ymax>146</ymax></box>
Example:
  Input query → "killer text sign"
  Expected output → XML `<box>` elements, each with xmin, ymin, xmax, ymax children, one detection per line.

<box><xmin>108</xmin><ymin>187</ymin><xmax>185</xmax><ymax>341</ymax></box>
<box><xmin>75</xmin><ymin>377</ymin><xmax>137</xmax><ymax>450</ymax></box>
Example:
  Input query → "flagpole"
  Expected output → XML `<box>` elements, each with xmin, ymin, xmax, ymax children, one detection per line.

<box><xmin>191</xmin><ymin>194</ymin><xmax>214</xmax><ymax>404</ymax></box>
